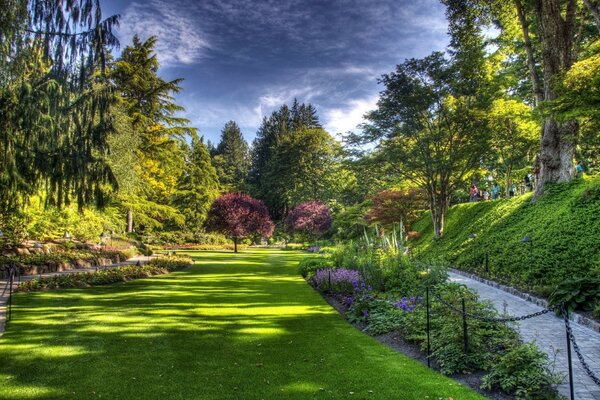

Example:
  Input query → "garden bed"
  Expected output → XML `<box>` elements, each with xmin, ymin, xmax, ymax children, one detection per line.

<box><xmin>0</xmin><ymin>249</ymin><xmax>130</xmax><ymax>278</ymax></box>
<box><xmin>299</xmin><ymin>238</ymin><xmax>564</xmax><ymax>400</ymax></box>
<box><xmin>320</xmin><ymin>290</ymin><xmax>513</xmax><ymax>400</ymax></box>
<box><xmin>16</xmin><ymin>256</ymin><xmax>193</xmax><ymax>292</ymax></box>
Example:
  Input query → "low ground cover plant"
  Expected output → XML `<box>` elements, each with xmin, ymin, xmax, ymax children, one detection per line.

<box><xmin>17</xmin><ymin>256</ymin><xmax>192</xmax><ymax>292</ymax></box>
<box><xmin>410</xmin><ymin>176</ymin><xmax>600</xmax><ymax>299</ymax></box>
<box><xmin>304</xmin><ymin>238</ymin><xmax>563</xmax><ymax>399</ymax></box>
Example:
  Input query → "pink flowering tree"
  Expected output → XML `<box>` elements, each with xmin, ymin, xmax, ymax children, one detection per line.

<box><xmin>285</xmin><ymin>201</ymin><xmax>332</xmax><ymax>240</ymax></box>
<box><xmin>205</xmin><ymin>193</ymin><xmax>274</xmax><ymax>252</ymax></box>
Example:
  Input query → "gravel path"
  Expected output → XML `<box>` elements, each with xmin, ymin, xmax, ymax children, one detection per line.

<box><xmin>449</xmin><ymin>272</ymin><xmax>600</xmax><ymax>400</ymax></box>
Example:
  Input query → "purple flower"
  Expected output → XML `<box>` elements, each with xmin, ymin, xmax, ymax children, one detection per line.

<box><xmin>313</xmin><ymin>268</ymin><xmax>363</xmax><ymax>294</ymax></box>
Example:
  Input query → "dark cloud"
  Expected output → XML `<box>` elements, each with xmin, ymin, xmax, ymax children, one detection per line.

<box><xmin>103</xmin><ymin>0</ymin><xmax>449</xmax><ymax>142</ymax></box>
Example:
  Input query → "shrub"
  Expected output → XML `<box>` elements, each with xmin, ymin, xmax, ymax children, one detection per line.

<box><xmin>298</xmin><ymin>257</ymin><xmax>333</xmax><ymax>278</ymax></box>
<box><xmin>481</xmin><ymin>342</ymin><xmax>563</xmax><ymax>400</ymax></box>
<box><xmin>147</xmin><ymin>256</ymin><xmax>193</xmax><ymax>271</ymax></box>
<box><xmin>17</xmin><ymin>256</ymin><xmax>192</xmax><ymax>292</ymax></box>
<box><xmin>548</xmin><ymin>277</ymin><xmax>600</xmax><ymax>314</ymax></box>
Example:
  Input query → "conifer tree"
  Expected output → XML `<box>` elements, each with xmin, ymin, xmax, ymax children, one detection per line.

<box><xmin>212</xmin><ymin>121</ymin><xmax>250</xmax><ymax>191</ymax></box>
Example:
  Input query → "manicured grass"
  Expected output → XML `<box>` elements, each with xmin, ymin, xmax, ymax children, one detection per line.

<box><xmin>0</xmin><ymin>249</ymin><xmax>483</xmax><ymax>399</ymax></box>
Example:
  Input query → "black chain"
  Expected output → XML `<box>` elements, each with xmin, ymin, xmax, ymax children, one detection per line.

<box><xmin>429</xmin><ymin>286</ymin><xmax>556</xmax><ymax>323</ymax></box>
<box><xmin>562</xmin><ymin>304</ymin><xmax>600</xmax><ymax>387</ymax></box>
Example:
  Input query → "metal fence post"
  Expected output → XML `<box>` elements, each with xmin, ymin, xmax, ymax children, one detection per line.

<box><xmin>7</xmin><ymin>266</ymin><xmax>14</xmax><ymax>322</ymax></box>
<box><xmin>564</xmin><ymin>307</ymin><xmax>575</xmax><ymax>400</ymax></box>
<box><xmin>426</xmin><ymin>287</ymin><xmax>431</xmax><ymax>368</ymax></box>
<box><xmin>462</xmin><ymin>297</ymin><xmax>468</xmax><ymax>354</ymax></box>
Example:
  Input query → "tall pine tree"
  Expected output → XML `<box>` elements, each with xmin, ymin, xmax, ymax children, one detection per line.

<box><xmin>212</xmin><ymin>121</ymin><xmax>250</xmax><ymax>191</ymax></box>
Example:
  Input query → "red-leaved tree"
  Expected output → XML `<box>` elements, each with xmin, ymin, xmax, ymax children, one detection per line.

<box><xmin>205</xmin><ymin>193</ymin><xmax>274</xmax><ymax>252</ymax></box>
<box><xmin>367</xmin><ymin>189</ymin><xmax>427</xmax><ymax>232</ymax></box>
<box><xmin>285</xmin><ymin>201</ymin><xmax>332</xmax><ymax>239</ymax></box>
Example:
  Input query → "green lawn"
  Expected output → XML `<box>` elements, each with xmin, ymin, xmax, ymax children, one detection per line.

<box><xmin>0</xmin><ymin>249</ymin><xmax>483</xmax><ymax>399</ymax></box>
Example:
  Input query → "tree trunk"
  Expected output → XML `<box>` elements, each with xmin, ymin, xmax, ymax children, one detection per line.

<box><xmin>233</xmin><ymin>237</ymin><xmax>238</xmax><ymax>253</ymax></box>
<box><xmin>583</xmin><ymin>0</ymin><xmax>600</xmax><ymax>33</ymax></box>
<box><xmin>534</xmin><ymin>119</ymin><xmax>578</xmax><ymax>197</ymax></box>
<box><xmin>127</xmin><ymin>209</ymin><xmax>133</xmax><ymax>233</ymax></box>
<box><xmin>514</xmin><ymin>0</ymin><xmax>544</xmax><ymax>105</ymax></box>
<box><xmin>430</xmin><ymin>196</ymin><xmax>449</xmax><ymax>239</ymax></box>
<box><xmin>532</xmin><ymin>0</ymin><xmax>578</xmax><ymax>198</ymax></box>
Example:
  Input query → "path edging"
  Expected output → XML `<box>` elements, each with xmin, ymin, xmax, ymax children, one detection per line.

<box><xmin>450</xmin><ymin>268</ymin><xmax>600</xmax><ymax>334</ymax></box>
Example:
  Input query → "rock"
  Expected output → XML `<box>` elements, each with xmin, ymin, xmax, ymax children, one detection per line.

<box><xmin>16</xmin><ymin>248</ymin><xmax>30</xmax><ymax>256</ymax></box>
<box><xmin>2</xmin><ymin>251</ymin><xmax>16</xmax><ymax>257</ymax></box>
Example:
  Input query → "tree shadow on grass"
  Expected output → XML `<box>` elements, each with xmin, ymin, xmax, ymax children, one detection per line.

<box><xmin>0</xmin><ymin>250</ymin><xmax>483</xmax><ymax>400</ymax></box>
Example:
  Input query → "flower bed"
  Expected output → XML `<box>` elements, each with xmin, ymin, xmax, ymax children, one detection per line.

<box><xmin>17</xmin><ymin>256</ymin><xmax>193</xmax><ymax>292</ymax></box>
<box><xmin>304</xmin><ymin>239</ymin><xmax>563</xmax><ymax>400</ymax></box>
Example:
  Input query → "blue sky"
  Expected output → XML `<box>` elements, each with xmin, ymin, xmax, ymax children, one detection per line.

<box><xmin>102</xmin><ymin>0</ymin><xmax>449</xmax><ymax>144</ymax></box>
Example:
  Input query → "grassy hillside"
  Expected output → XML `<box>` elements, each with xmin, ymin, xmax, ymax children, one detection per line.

<box><xmin>411</xmin><ymin>175</ymin><xmax>600</xmax><ymax>297</ymax></box>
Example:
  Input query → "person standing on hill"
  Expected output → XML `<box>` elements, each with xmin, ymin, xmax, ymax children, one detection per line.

<box><xmin>491</xmin><ymin>182</ymin><xmax>501</xmax><ymax>200</ymax></box>
<box><xmin>576</xmin><ymin>160</ymin><xmax>585</xmax><ymax>177</ymax></box>
<box><xmin>470</xmin><ymin>184</ymin><xmax>479</xmax><ymax>202</ymax></box>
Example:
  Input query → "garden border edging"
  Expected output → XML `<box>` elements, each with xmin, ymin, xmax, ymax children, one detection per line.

<box><xmin>450</xmin><ymin>268</ymin><xmax>600</xmax><ymax>334</ymax></box>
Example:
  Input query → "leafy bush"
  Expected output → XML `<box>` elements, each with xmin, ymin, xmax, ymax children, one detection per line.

<box><xmin>155</xmin><ymin>243</ymin><xmax>248</xmax><ymax>251</ymax></box>
<box><xmin>548</xmin><ymin>277</ymin><xmax>600</xmax><ymax>314</ymax></box>
<box><xmin>0</xmin><ymin>249</ymin><xmax>130</xmax><ymax>273</ymax></box>
<box><xmin>298</xmin><ymin>257</ymin><xmax>333</xmax><ymax>278</ymax></box>
<box><xmin>17</xmin><ymin>256</ymin><xmax>192</xmax><ymax>292</ymax></box>
<box><xmin>481</xmin><ymin>342</ymin><xmax>563</xmax><ymax>400</ymax></box>
<box><xmin>147</xmin><ymin>256</ymin><xmax>193</xmax><ymax>271</ymax></box>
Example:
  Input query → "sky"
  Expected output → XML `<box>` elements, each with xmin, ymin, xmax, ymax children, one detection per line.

<box><xmin>101</xmin><ymin>0</ymin><xmax>450</xmax><ymax>144</ymax></box>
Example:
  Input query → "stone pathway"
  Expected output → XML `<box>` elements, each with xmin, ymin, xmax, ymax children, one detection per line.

<box><xmin>0</xmin><ymin>254</ymin><xmax>162</xmax><ymax>336</ymax></box>
<box><xmin>449</xmin><ymin>272</ymin><xmax>600</xmax><ymax>400</ymax></box>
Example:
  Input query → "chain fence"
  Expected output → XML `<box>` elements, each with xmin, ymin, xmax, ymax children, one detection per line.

<box><xmin>426</xmin><ymin>285</ymin><xmax>600</xmax><ymax>399</ymax></box>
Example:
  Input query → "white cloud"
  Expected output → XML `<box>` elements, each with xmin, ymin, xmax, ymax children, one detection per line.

<box><xmin>323</xmin><ymin>95</ymin><xmax>379</xmax><ymax>136</ymax></box>
<box><xmin>119</xmin><ymin>0</ymin><xmax>211</xmax><ymax>67</ymax></box>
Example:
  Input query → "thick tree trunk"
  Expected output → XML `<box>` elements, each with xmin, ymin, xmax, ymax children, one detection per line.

<box><xmin>533</xmin><ymin>0</ymin><xmax>578</xmax><ymax>198</ymax></box>
<box><xmin>127</xmin><ymin>209</ymin><xmax>133</xmax><ymax>233</ymax></box>
<box><xmin>535</xmin><ymin>119</ymin><xmax>578</xmax><ymax>196</ymax></box>
<box><xmin>233</xmin><ymin>237</ymin><xmax>238</xmax><ymax>253</ymax></box>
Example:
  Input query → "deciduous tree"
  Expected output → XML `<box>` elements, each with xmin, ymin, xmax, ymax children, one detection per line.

<box><xmin>205</xmin><ymin>193</ymin><xmax>274</xmax><ymax>252</ymax></box>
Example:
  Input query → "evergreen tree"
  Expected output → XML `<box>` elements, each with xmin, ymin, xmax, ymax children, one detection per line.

<box><xmin>173</xmin><ymin>133</ymin><xmax>220</xmax><ymax>235</ymax></box>
<box><xmin>212</xmin><ymin>121</ymin><xmax>250</xmax><ymax>191</ymax></box>
<box><xmin>249</xmin><ymin>100</ymin><xmax>323</xmax><ymax>217</ymax></box>
<box><xmin>111</xmin><ymin>35</ymin><xmax>194</xmax><ymax>232</ymax></box>
<box><xmin>0</xmin><ymin>1</ymin><xmax>119</xmax><ymax>212</ymax></box>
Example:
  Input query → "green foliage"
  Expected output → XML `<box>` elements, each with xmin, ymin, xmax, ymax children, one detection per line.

<box><xmin>1</xmin><ymin>249</ymin><xmax>130</xmax><ymax>273</ymax></box>
<box><xmin>481</xmin><ymin>343</ymin><xmax>563</xmax><ymax>400</ymax></box>
<box><xmin>0</xmin><ymin>1</ymin><xmax>119</xmax><ymax>212</ymax></box>
<box><xmin>332</xmin><ymin>202</ymin><xmax>370</xmax><ymax>240</ymax></box>
<box><xmin>358</xmin><ymin>51</ymin><xmax>492</xmax><ymax>238</ymax></box>
<box><xmin>212</xmin><ymin>121</ymin><xmax>250</xmax><ymax>191</ymax></box>
<box><xmin>17</xmin><ymin>256</ymin><xmax>191</xmax><ymax>292</ymax></box>
<box><xmin>411</xmin><ymin>176</ymin><xmax>600</xmax><ymax>296</ymax></box>
<box><xmin>297</xmin><ymin>257</ymin><xmax>333</xmax><ymax>278</ymax></box>
<box><xmin>548</xmin><ymin>277</ymin><xmax>600</xmax><ymax>314</ymax></box>
<box><xmin>173</xmin><ymin>133</ymin><xmax>220</xmax><ymax>233</ymax></box>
